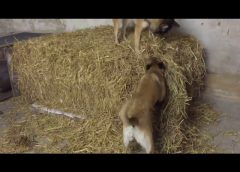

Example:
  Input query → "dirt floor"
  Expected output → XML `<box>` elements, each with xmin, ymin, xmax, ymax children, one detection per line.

<box><xmin>0</xmin><ymin>73</ymin><xmax>240</xmax><ymax>153</ymax></box>
<box><xmin>202</xmin><ymin>73</ymin><xmax>240</xmax><ymax>153</ymax></box>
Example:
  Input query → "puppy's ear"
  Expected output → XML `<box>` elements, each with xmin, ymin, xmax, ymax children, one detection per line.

<box><xmin>158</xmin><ymin>61</ymin><xmax>166</xmax><ymax>70</ymax></box>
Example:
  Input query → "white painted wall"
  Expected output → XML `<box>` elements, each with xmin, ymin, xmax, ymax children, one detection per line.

<box><xmin>62</xmin><ymin>19</ymin><xmax>112</xmax><ymax>31</ymax></box>
<box><xmin>0</xmin><ymin>19</ymin><xmax>112</xmax><ymax>34</ymax></box>
<box><xmin>176</xmin><ymin>19</ymin><xmax>240</xmax><ymax>75</ymax></box>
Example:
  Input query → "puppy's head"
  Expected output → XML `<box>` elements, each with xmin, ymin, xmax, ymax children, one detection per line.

<box><xmin>145</xmin><ymin>56</ymin><xmax>166</xmax><ymax>72</ymax></box>
<box><xmin>149</xmin><ymin>19</ymin><xmax>180</xmax><ymax>34</ymax></box>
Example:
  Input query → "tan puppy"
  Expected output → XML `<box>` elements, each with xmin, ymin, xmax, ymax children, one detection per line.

<box><xmin>113</xmin><ymin>19</ymin><xmax>180</xmax><ymax>53</ymax></box>
<box><xmin>119</xmin><ymin>57</ymin><xmax>167</xmax><ymax>153</ymax></box>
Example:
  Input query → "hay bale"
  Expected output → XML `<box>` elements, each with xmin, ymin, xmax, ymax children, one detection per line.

<box><xmin>9</xmin><ymin>26</ymin><xmax>207</xmax><ymax>153</ymax></box>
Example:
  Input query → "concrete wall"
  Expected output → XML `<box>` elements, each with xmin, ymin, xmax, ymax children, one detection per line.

<box><xmin>0</xmin><ymin>19</ymin><xmax>112</xmax><ymax>34</ymax></box>
<box><xmin>0</xmin><ymin>19</ymin><xmax>240</xmax><ymax>75</ymax></box>
<box><xmin>176</xmin><ymin>19</ymin><xmax>240</xmax><ymax>75</ymax></box>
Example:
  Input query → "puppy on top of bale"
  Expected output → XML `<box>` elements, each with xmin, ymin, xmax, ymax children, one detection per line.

<box><xmin>113</xmin><ymin>19</ymin><xmax>180</xmax><ymax>53</ymax></box>
<box><xmin>119</xmin><ymin>56</ymin><xmax>167</xmax><ymax>153</ymax></box>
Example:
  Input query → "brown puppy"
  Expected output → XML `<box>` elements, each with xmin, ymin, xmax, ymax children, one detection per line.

<box><xmin>119</xmin><ymin>56</ymin><xmax>167</xmax><ymax>153</ymax></box>
<box><xmin>113</xmin><ymin>19</ymin><xmax>180</xmax><ymax>53</ymax></box>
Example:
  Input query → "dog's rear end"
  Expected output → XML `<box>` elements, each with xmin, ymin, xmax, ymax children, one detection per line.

<box><xmin>119</xmin><ymin>57</ymin><xmax>167</xmax><ymax>153</ymax></box>
<box><xmin>119</xmin><ymin>97</ymin><xmax>155</xmax><ymax>153</ymax></box>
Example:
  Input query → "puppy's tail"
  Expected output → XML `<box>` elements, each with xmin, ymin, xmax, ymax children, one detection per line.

<box><xmin>128</xmin><ymin>116</ymin><xmax>139</xmax><ymax>127</ymax></box>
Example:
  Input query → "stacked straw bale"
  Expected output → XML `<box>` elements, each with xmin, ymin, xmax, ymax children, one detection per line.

<box><xmin>7</xmin><ymin>26</ymin><xmax>212</xmax><ymax>153</ymax></box>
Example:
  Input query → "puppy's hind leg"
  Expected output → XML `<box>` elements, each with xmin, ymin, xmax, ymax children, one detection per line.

<box><xmin>133</xmin><ymin>117</ymin><xmax>154</xmax><ymax>153</ymax></box>
<box><xmin>119</xmin><ymin>101</ymin><xmax>134</xmax><ymax>147</ymax></box>
<box><xmin>123</xmin><ymin>124</ymin><xmax>134</xmax><ymax>147</ymax></box>
<box><xmin>133</xmin><ymin>127</ymin><xmax>154</xmax><ymax>153</ymax></box>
